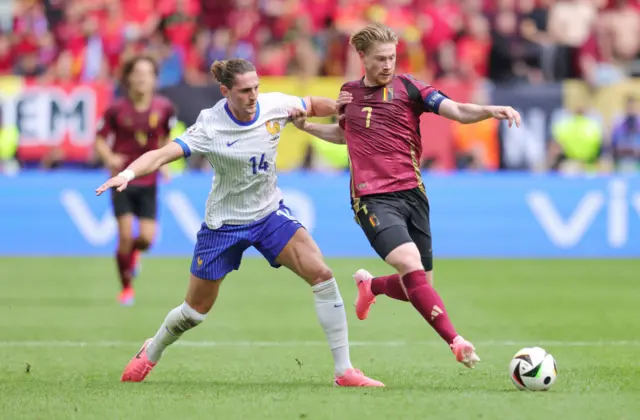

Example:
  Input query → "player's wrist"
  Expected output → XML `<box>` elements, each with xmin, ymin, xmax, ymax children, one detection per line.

<box><xmin>118</xmin><ymin>169</ymin><xmax>135</xmax><ymax>182</ymax></box>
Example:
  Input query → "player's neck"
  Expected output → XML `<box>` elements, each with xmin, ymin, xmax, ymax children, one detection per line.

<box><xmin>128</xmin><ymin>93</ymin><xmax>153</xmax><ymax>112</ymax></box>
<box><xmin>363</xmin><ymin>75</ymin><xmax>386</xmax><ymax>87</ymax></box>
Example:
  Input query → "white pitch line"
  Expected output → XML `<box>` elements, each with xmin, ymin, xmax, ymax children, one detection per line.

<box><xmin>0</xmin><ymin>340</ymin><xmax>638</xmax><ymax>348</ymax></box>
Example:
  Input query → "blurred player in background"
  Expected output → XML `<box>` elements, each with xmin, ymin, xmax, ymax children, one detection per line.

<box><xmin>95</xmin><ymin>55</ymin><xmax>177</xmax><ymax>306</ymax></box>
<box><xmin>96</xmin><ymin>59</ymin><xmax>384</xmax><ymax>387</ymax></box>
<box><xmin>290</xmin><ymin>23</ymin><xmax>521</xmax><ymax>370</ymax></box>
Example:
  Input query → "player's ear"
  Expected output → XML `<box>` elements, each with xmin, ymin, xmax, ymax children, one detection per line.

<box><xmin>358</xmin><ymin>51</ymin><xmax>365</xmax><ymax>60</ymax></box>
<box><xmin>220</xmin><ymin>85</ymin><xmax>229</xmax><ymax>98</ymax></box>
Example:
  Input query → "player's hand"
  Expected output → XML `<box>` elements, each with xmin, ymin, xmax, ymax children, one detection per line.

<box><xmin>95</xmin><ymin>175</ymin><xmax>129</xmax><ymax>196</ymax></box>
<box><xmin>289</xmin><ymin>108</ymin><xmax>308</xmax><ymax>130</ymax></box>
<box><xmin>336</xmin><ymin>91</ymin><xmax>353</xmax><ymax>114</ymax></box>
<box><xmin>107</xmin><ymin>154</ymin><xmax>126</xmax><ymax>171</ymax></box>
<box><xmin>486</xmin><ymin>106</ymin><xmax>521</xmax><ymax>128</ymax></box>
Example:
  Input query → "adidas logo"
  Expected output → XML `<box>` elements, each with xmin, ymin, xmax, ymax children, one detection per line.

<box><xmin>430</xmin><ymin>305</ymin><xmax>444</xmax><ymax>320</ymax></box>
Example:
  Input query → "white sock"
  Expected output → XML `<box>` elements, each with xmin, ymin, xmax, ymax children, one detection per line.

<box><xmin>146</xmin><ymin>302</ymin><xmax>207</xmax><ymax>363</ymax></box>
<box><xmin>312</xmin><ymin>278</ymin><xmax>353</xmax><ymax>376</ymax></box>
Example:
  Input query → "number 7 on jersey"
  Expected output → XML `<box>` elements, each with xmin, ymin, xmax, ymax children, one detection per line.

<box><xmin>361</xmin><ymin>107</ymin><xmax>373</xmax><ymax>128</ymax></box>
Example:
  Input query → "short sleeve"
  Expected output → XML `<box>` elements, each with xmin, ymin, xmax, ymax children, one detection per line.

<box><xmin>173</xmin><ymin>112</ymin><xmax>211</xmax><ymax>158</ymax></box>
<box><xmin>96</xmin><ymin>106</ymin><xmax>116</xmax><ymax>138</ymax></box>
<box><xmin>277</xmin><ymin>92</ymin><xmax>306</xmax><ymax>112</ymax></box>
<box><xmin>399</xmin><ymin>74</ymin><xmax>449</xmax><ymax>115</ymax></box>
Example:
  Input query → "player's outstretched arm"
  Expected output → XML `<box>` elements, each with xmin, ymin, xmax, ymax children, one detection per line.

<box><xmin>289</xmin><ymin>109</ymin><xmax>346</xmax><ymax>144</ymax></box>
<box><xmin>438</xmin><ymin>100</ymin><xmax>521</xmax><ymax>127</ymax></box>
<box><xmin>95</xmin><ymin>141</ymin><xmax>185</xmax><ymax>195</ymax></box>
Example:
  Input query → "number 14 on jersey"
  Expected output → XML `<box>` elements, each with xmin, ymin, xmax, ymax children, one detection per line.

<box><xmin>250</xmin><ymin>153</ymin><xmax>269</xmax><ymax>175</ymax></box>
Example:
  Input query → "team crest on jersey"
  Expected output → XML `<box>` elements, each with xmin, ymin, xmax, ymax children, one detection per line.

<box><xmin>266</xmin><ymin>121</ymin><xmax>281</xmax><ymax>140</ymax></box>
<box><xmin>149</xmin><ymin>112</ymin><xmax>159</xmax><ymax>128</ymax></box>
<box><xmin>197</xmin><ymin>256</ymin><xmax>203</xmax><ymax>267</ymax></box>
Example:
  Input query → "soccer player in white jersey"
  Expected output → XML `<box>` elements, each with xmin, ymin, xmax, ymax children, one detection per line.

<box><xmin>95</xmin><ymin>58</ymin><xmax>384</xmax><ymax>387</ymax></box>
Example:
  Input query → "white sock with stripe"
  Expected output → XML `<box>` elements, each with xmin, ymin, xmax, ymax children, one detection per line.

<box><xmin>312</xmin><ymin>278</ymin><xmax>353</xmax><ymax>376</ymax></box>
<box><xmin>146</xmin><ymin>302</ymin><xmax>207</xmax><ymax>363</ymax></box>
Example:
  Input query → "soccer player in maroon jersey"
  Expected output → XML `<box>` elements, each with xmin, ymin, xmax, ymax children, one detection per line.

<box><xmin>95</xmin><ymin>55</ymin><xmax>177</xmax><ymax>306</ymax></box>
<box><xmin>290</xmin><ymin>23</ymin><xmax>521</xmax><ymax>370</ymax></box>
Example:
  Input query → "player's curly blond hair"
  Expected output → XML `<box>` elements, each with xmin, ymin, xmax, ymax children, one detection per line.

<box><xmin>350</xmin><ymin>23</ymin><xmax>398</xmax><ymax>54</ymax></box>
<box><xmin>211</xmin><ymin>59</ymin><xmax>256</xmax><ymax>89</ymax></box>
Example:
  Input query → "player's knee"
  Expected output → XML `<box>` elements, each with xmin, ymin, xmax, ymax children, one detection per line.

<box><xmin>386</xmin><ymin>245</ymin><xmax>423</xmax><ymax>276</ymax></box>
<box><xmin>136</xmin><ymin>237</ymin><xmax>153</xmax><ymax>251</ymax></box>
<box><xmin>308</xmin><ymin>265</ymin><xmax>334</xmax><ymax>286</ymax></box>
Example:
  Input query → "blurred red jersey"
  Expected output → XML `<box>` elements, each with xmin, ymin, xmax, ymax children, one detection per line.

<box><xmin>97</xmin><ymin>96</ymin><xmax>176</xmax><ymax>186</ymax></box>
<box><xmin>339</xmin><ymin>74</ymin><xmax>448</xmax><ymax>198</ymax></box>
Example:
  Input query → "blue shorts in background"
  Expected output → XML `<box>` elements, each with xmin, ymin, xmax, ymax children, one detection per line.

<box><xmin>190</xmin><ymin>201</ymin><xmax>303</xmax><ymax>280</ymax></box>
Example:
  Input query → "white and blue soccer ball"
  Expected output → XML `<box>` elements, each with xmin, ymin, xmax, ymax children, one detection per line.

<box><xmin>509</xmin><ymin>347</ymin><xmax>557</xmax><ymax>391</ymax></box>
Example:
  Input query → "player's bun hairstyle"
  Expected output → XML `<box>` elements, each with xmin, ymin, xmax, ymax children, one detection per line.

<box><xmin>211</xmin><ymin>59</ymin><xmax>256</xmax><ymax>89</ymax></box>
<box><xmin>121</xmin><ymin>55</ymin><xmax>159</xmax><ymax>88</ymax></box>
<box><xmin>350</xmin><ymin>23</ymin><xmax>398</xmax><ymax>54</ymax></box>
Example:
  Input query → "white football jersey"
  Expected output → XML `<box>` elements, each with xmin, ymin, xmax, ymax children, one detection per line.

<box><xmin>176</xmin><ymin>92</ymin><xmax>306</xmax><ymax>229</ymax></box>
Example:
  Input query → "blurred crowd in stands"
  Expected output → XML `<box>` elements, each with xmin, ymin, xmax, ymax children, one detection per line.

<box><xmin>0</xmin><ymin>0</ymin><xmax>639</xmax><ymax>173</ymax></box>
<box><xmin>2</xmin><ymin>0</ymin><xmax>640</xmax><ymax>85</ymax></box>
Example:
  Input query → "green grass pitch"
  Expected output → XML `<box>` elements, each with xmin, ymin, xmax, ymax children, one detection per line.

<box><xmin>1</xmin><ymin>257</ymin><xmax>639</xmax><ymax>419</ymax></box>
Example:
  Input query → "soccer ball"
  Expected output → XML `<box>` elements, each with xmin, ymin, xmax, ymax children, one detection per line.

<box><xmin>509</xmin><ymin>347</ymin><xmax>557</xmax><ymax>391</ymax></box>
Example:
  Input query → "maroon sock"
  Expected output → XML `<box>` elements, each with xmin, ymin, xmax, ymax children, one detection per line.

<box><xmin>370</xmin><ymin>274</ymin><xmax>409</xmax><ymax>301</ymax></box>
<box><xmin>402</xmin><ymin>270</ymin><xmax>458</xmax><ymax>344</ymax></box>
<box><xmin>116</xmin><ymin>251</ymin><xmax>132</xmax><ymax>289</ymax></box>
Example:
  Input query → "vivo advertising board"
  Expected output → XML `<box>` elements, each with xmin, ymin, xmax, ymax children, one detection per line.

<box><xmin>0</xmin><ymin>172</ymin><xmax>638</xmax><ymax>258</ymax></box>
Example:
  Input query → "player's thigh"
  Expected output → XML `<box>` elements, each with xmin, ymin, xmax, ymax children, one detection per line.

<box><xmin>275</xmin><ymin>228</ymin><xmax>332</xmax><ymax>286</ymax></box>
<box><xmin>253</xmin><ymin>202</ymin><xmax>331</xmax><ymax>286</ymax></box>
<box><xmin>184</xmin><ymin>273</ymin><xmax>224</xmax><ymax>314</ymax></box>
<box><xmin>190</xmin><ymin>223</ymin><xmax>251</xmax><ymax>284</ymax></box>
<box><xmin>354</xmin><ymin>197</ymin><xmax>413</xmax><ymax>262</ymax></box>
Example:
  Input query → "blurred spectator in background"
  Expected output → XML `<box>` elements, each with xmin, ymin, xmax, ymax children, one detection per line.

<box><xmin>609</xmin><ymin>96</ymin><xmax>640</xmax><ymax>172</ymax></box>
<box><xmin>546</xmin><ymin>0</ymin><xmax>597</xmax><ymax>81</ymax></box>
<box><xmin>157</xmin><ymin>0</ymin><xmax>200</xmax><ymax>53</ymax></box>
<box><xmin>13</xmin><ymin>39</ymin><xmax>46</xmax><ymax>78</ymax></box>
<box><xmin>184</xmin><ymin>29</ymin><xmax>211</xmax><ymax>85</ymax></box>
<box><xmin>0</xmin><ymin>34</ymin><xmax>13</xmax><ymax>73</ymax></box>
<box><xmin>548</xmin><ymin>106</ymin><xmax>603</xmax><ymax>173</ymax></box>
<box><xmin>147</xmin><ymin>29</ymin><xmax>184</xmax><ymax>88</ymax></box>
<box><xmin>457</xmin><ymin>14</ymin><xmax>491</xmax><ymax>82</ymax></box>
<box><xmin>489</xmin><ymin>8</ymin><xmax>524</xmax><ymax>83</ymax></box>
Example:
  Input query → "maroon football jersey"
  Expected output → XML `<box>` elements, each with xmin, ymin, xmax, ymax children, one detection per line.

<box><xmin>339</xmin><ymin>74</ymin><xmax>448</xmax><ymax>198</ymax></box>
<box><xmin>97</xmin><ymin>95</ymin><xmax>176</xmax><ymax>186</ymax></box>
